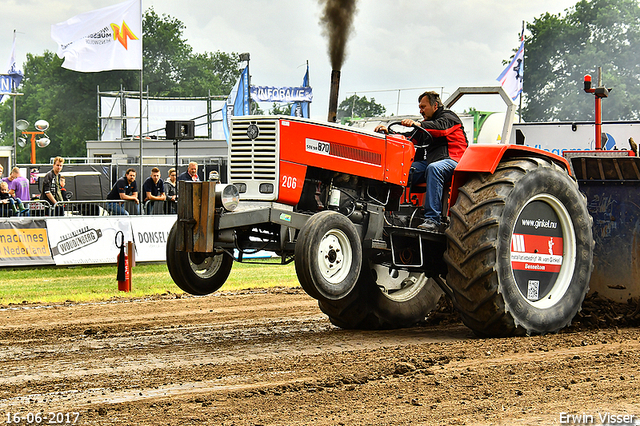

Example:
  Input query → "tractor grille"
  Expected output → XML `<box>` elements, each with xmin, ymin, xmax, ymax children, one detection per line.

<box><xmin>230</xmin><ymin>119</ymin><xmax>278</xmax><ymax>180</ymax></box>
<box><xmin>229</xmin><ymin>118</ymin><xmax>279</xmax><ymax>200</ymax></box>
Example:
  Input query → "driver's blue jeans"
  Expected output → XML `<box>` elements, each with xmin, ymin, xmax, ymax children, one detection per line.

<box><xmin>411</xmin><ymin>158</ymin><xmax>457</xmax><ymax>223</ymax></box>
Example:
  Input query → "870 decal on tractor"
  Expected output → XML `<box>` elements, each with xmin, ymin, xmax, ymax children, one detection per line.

<box><xmin>166</xmin><ymin>87</ymin><xmax>597</xmax><ymax>338</ymax></box>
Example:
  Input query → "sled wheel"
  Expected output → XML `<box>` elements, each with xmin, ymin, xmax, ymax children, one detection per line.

<box><xmin>318</xmin><ymin>261</ymin><xmax>443</xmax><ymax>329</ymax></box>
<box><xmin>295</xmin><ymin>211</ymin><xmax>362</xmax><ymax>301</ymax></box>
<box><xmin>166</xmin><ymin>222</ymin><xmax>233</xmax><ymax>295</ymax></box>
<box><xmin>444</xmin><ymin>158</ymin><xmax>593</xmax><ymax>337</ymax></box>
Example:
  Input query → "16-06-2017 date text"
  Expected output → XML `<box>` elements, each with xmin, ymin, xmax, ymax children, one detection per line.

<box><xmin>5</xmin><ymin>412</ymin><xmax>80</xmax><ymax>424</ymax></box>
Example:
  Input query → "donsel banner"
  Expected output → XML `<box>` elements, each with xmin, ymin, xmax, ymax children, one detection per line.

<box><xmin>0</xmin><ymin>219</ymin><xmax>54</xmax><ymax>266</ymax></box>
<box><xmin>130</xmin><ymin>216</ymin><xmax>176</xmax><ymax>262</ymax></box>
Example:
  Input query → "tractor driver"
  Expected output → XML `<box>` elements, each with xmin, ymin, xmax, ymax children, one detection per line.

<box><xmin>375</xmin><ymin>91</ymin><xmax>468</xmax><ymax>232</ymax></box>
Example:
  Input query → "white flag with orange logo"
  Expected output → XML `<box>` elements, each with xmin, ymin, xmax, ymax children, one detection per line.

<box><xmin>51</xmin><ymin>0</ymin><xmax>141</xmax><ymax>72</ymax></box>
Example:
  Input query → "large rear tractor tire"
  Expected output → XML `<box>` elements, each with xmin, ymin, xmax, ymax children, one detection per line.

<box><xmin>318</xmin><ymin>262</ymin><xmax>443</xmax><ymax>329</ymax></box>
<box><xmin>444</xmin><ymin>158</ymin><xmax>593</xmax><ymax>337</ymax></box>
<box><xmin>166</xmin><ymin>222</ymin><xmax>234</xmax><ymax>295</ymax></box>
<box><xmin>295</xmin><ymin>211</ymin><xmax>363</xmax><ymax>302</ymax></box>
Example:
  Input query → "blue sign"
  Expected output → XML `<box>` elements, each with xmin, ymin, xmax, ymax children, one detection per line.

<box><xmin>0</xmin><ymin>73</ymin><xmax>22</xmax><ymax>94</ymax></box>
<box><xmin>0</xmin><ymin>75</ymin><xmax>13</xmax><ymax>94</ymax></box>
<box><xmin>251</xmin><ymin>86</ymin><xmax>313</xmax><ymax>103</ymax></box>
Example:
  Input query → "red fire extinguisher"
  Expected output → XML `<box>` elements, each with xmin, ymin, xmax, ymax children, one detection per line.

<box><xmin>116</xmin><ymin>231</ymin><xmax>131</xmax><ymax>292</ymax></box>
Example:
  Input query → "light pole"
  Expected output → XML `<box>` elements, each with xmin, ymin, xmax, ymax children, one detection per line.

<box><xmin>16</xmin><ymin>119</ymin><xmax>50</xmax><ymax>164</ymax></box>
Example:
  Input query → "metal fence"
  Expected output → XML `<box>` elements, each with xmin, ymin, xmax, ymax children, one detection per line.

<box><xmin>0</xmin><ymin>199</ymin><xmax>177</xmax><ymax>218</ymax></box>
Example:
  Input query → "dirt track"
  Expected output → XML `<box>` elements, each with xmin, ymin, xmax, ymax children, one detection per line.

<box><xmin>0</xmin><ymin>288</ymin><xmax>639</xmax><ymax>425</ymax></box>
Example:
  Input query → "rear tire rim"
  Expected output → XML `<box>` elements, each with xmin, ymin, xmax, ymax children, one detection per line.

<box><xmin>510</xmin><ymin>194</ymin><xmax>576</xmax><ymax>309</ymax></box>
<box><xmin>370</xmin><ymin>264</ymin><xmax>428</xmax><ymax>302</ymax></box>
<box><xmin>189</xmin><ymin>253</ymin><xmax>224</xmax><ymax>279</ymax></box>
<box><xmin>317</xmin><ymin>229</ymin><xmax>353</xmax><ymax>284</ymax></box>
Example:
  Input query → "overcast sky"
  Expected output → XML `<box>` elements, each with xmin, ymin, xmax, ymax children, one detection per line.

<box><xmin>2</xmin><ymin>0</ymin><xmax>579</xmax><ymax>120</ymax></box>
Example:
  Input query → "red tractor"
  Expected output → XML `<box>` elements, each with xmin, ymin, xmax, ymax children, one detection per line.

<box><xmin>166</xmin><ymin>88</ymin><xmax>595</xmax><ymax>337</ymax></box>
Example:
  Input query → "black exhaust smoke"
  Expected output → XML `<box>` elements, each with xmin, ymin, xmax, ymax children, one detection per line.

<box><xmin>318</xmin><ymin>0</ymin><xmax>358</xmax><ymax>122</ymax></box>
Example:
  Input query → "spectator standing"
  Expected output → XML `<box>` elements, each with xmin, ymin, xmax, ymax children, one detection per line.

<box><xmin>164</xmin><ymin>167</ymin><xmax>178</xmax><ymax>214</ymax></box>
<box><xmin>3</xmin><ymin>167</ymin><xmax>31</xmax><ymax>202</ymax></box>
<box><xmin>106</xmin><ymin>168</ymin><xmax>139</xmax><ymax>215</ymax></box>
<box><xmin>41</xmin><ymin>156</ymin><xmax>65</xmax><ymax>216</ymax></box>
<box><xmin>142</xmin><ymin>167</ymin><xmax>166</xmax><ymax>215</ymax></box>
<box><xmin>60</xmin><ymin>176</ymin><xmax>72</xmax><ymax>201</ymax></box>
<box><xmin>177</xmin><ymin>161</ymin><xmax>200</xmax><ymax>182</ymax></box>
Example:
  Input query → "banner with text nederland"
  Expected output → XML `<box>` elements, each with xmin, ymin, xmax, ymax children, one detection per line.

<box><xmin>0</xmin><ymin>220</ymin><xmax>54</xmax><ymax>266</ymax></box>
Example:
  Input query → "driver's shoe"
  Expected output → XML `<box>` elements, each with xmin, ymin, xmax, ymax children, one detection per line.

<box><xmin>418</xmin><ymin>219</ymin><xmax>445</xmax><ymax>234</ymax></box>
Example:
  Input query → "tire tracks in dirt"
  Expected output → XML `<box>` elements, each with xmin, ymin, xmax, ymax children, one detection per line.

<box><xmin>0</xmin><ymin>288</ymin><xmax>638</xmax><ymax>425</ymax></box>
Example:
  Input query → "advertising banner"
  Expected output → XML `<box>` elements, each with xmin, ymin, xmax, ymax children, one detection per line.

<box><xmin>130</xmin><ymin>216</ymin><xmax>176</xmax><ymax>262</ymax></box>
<box><xmin>125</xmin><ymin>97</ymin><xmax>209</xmax><ymax>138</ymax></box>
<box><xmin>509</xmin><ymin>121</ymin><xmax>640</xmax><ymax>155</ymax></box>
<box><xmin>250</xmin><ymin>86</ymin><xmax>313</xmax><ymax>103</ymax></box>
<box><xmin>0</xmin><ymin>220</ymin><xmax>54</xmax><ymax>266</ymax></box>
<box><xmin>46</xmin><ymin>217</ymin><xmax>133</xmax><ymax>265</ymax></box>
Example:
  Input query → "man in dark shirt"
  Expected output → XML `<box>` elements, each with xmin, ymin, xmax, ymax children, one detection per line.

<box><xmin>142</xmin><ymin>167</ymin><xmax>166</xmax><ymax>215</ymax></box>
<box><xmin>177</xmin><ymin>161</ymin><xmax>200</xmax><ymax>182</ymax></box>
<box><xmin>106</xmin><ymin>168</ymin><xmax>139</xmax><ymax>215</ymax></box>
<box><xmin>41</xmin><ymin>156</ymin><xmax>65</xmax><ymax>216</ymax></box>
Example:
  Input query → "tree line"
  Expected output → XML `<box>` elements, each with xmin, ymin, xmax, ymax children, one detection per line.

<box><xmin>523</xmin><ymin>0</ymin><xmax>640</xmax><ymax>122</ymax></box>
<box><xmin>0</xmin><ymin>8</ymin><xmax>242</xmax><ymax>164</ymax></box>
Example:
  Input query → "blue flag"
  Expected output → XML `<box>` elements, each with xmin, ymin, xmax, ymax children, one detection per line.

<box><xmin>497</xmin><ymin>41</ymin><xmax>524</xmax><ymax>101</ymax></box>
<box><xmin>1</xmin><ymin>31</ymin><xmax>23</xmax><ymax>101</ymax></box>
<box><xmin>291</xmin><ymin>64</ymin><xmax>310</xmax><ymax>118</ymax></box>
<box><xmin>222</xmin><ymin>66</ymin><xmax>250</xmax><ymax>142</ymax></box>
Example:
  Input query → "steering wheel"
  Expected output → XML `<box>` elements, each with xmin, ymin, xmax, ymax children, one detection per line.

<box><xmin>387</xmin><ymin>121</ymin><xmax>414</xmax><ymax>135</ymax></box>
<box><xmin>386</xmin><ymin>121</ymin><xmax>434</xmax><ymax>145</ymax></box>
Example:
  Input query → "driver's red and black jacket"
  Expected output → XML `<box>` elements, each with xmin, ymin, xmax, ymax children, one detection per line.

<box><xmin>410</xmin><ymin>107</ymin><xmax>468</xmax><ymax>164</ymax></box>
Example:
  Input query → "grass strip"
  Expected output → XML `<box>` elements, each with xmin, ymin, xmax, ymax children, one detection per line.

<box><xmin>0</xmin><ymin>259</ymin><xmax>299</xmax><ymax>306</ymax></box>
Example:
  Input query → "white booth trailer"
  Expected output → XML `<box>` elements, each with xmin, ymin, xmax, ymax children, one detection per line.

<box><xmin>508</xmin><ymin>121</ymin><xmax>640</xmax><ymax>155</ymax></box>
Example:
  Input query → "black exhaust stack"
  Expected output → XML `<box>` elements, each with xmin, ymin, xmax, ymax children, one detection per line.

<box><xmin>327</xmin><ymin>69</ymin><xmax>341</xmax><ymax>123</ymax></box>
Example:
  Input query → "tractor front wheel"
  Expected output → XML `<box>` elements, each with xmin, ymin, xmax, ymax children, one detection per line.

<box><xmin>166</xmin><ymin>222</ymin><xmax>234</xmax><ymax>295</ymax></box>
<box><xmin>295</xmin><ymin>211</ymin><xmax>363</xmax><ymax>302</ymax></box>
